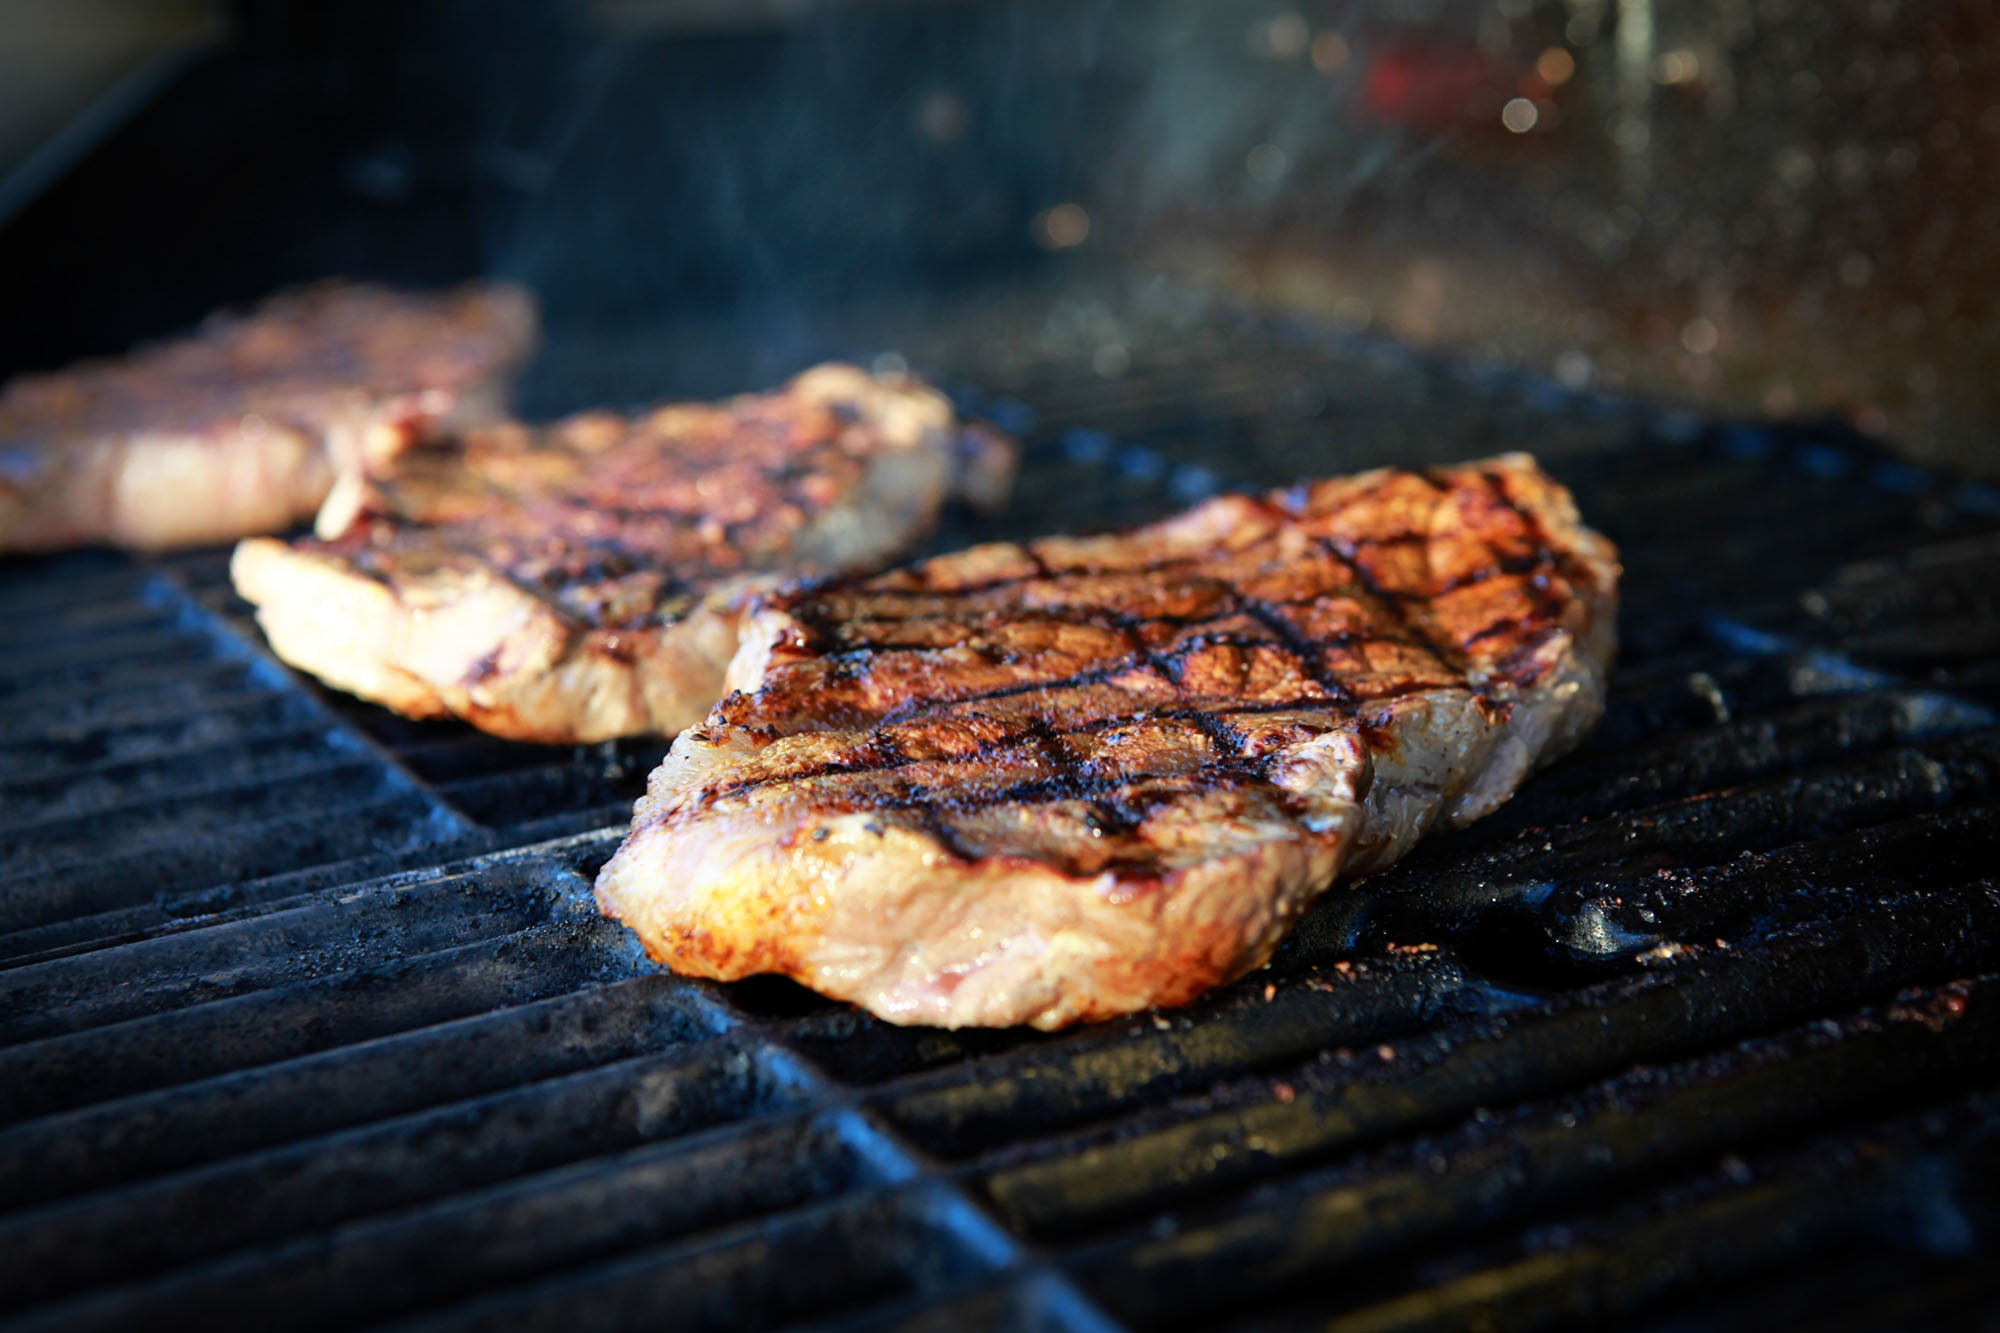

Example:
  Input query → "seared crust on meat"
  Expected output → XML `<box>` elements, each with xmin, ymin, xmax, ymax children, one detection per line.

<box><xmin>596</xmin><ymin>453</ymin><xmax>1619</xmax><ymax>1029</ymax></box>
<box><xmin>232</xmin><ymin>364</ymin><xmax>1008</xmax><ymax>743</ymax></box>
<box><xmin>0</xmin><ymin>280</ymin><xmax>536</xmax><ymax>552</ymax></box>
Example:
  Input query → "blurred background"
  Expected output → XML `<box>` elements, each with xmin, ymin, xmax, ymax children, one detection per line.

<box><xmin>2</xmin><ymin>0</ymin><xmax>1996</xmax><ymax>473</ymax></box>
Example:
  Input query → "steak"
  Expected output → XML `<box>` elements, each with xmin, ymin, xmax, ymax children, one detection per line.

<box><xmin>0</xmin><ymin>280</ymin><xmax>536</xmax><ymax>552</ymax></box>
<box><xmin>595</xmin><ymin>453</ymin><xmax>1619</xmax><ymax>1029</ymax></box>
<box><xmin>231</xmin><ymin>364</ymin><xmax>1014</xmax><ymax>743</ymax></box>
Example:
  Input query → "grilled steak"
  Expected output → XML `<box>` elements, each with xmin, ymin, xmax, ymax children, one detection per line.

<box><xmin>0</xmin><ymin>281</ymin><xmax>535</xmax><ymax>552</ymax></box>
<box><xmin>232</xmin><ymin>364</ymin><xmax>1012</xmax><ymax>743</ymax></box>
<box><xmin>596</xmin><ymin>453</ymin><xmax>1619</xmax><ymax>1029</ymax></box>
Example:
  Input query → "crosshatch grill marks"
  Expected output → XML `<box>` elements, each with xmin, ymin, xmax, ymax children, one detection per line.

<box><xmin>690</xmin><ymin>461</ymin><xmax>1598</xmax><ymax>816</ymax></box>
<box><xmin>349</xmin><ymin>527</ymin><xmax>682</xmax><ymax>638</ymax></box>
<box><xmin>233</xmin><ymin>363</ymin><xmax>983</xmax><ymax>743</ymax></box>
<box><xmin>781</xmin><ymin>546</ymin><xmax>1232</xmax><ymax>647</ymax></box>
<box><xmin>696</xmin><ymin>689</ymin><xmax>1433</xmax><ymax>808</ymax></box>
<box><xmin>863</xmin><ymin>729</ymin><xmax>980</xmax><ymax>862</ymax></box>
<box><xmin>1018</xmin><ymin>713</ymin><xmax>1082</xmax><ymax>779</ymax></box>
<box><xmin>1305</xmin><ymin>532</ymin><xmax>1464</xmax><ymax>672</ymax></box>
<box><xmin>597</xmin><ymin>452</ymin><xmax>1619</xmax><ymax>1028</ymax></box>
<box><xmin>783</xmin><ymin>470</ymin><xmax>1564</xmax><ymax>672</ymax></box>
<box><xmin>354</xmin><ymin>440</ymin><xmax>837</xmax><ymax>637</ymax></box>
<box><xmin>21</xmin><ymin>278</ymin><xmax>2000</xmax><ymax>1330</ymax></box>
<box><xmin>786</xmin><ymin>591</ymin><xmax>1440</xmax><ymax>668</ymax></box>
<box><xmin>1232</xmin><ymin>597</ymin><xmax>1355</xmax><ymax>703</ymax></box>
<box><xmin>710</xmin><ymin>624</ymin><xmax>1351</xmax><ymax>808</ymax></box>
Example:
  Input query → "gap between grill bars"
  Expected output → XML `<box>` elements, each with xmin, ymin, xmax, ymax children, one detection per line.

<box><xmin>5</xmin><ymin>305</ymin><xmax>2000</xmax><ymax>1331</ymax></box>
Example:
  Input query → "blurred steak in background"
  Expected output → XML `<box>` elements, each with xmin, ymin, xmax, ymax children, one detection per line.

<box><xmin>0</xmin><ymin>280</ymin><xmax>535</xmax><ymax>551</ymax></box>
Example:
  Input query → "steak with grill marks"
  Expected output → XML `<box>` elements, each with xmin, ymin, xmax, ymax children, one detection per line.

<box><xmin>596</xmin><ymin>452</ymin><xmax>1619</xmax><ymax>1029</ymax></box>
<box><xmin>231</xmin><ymin>364</ymin><xmax>1013</xmax><ymax>743</ymax></box>
<box><xmin>0</xmin><ymin>281</ymin><xmax>536</xmax><ymax>552</ymax></box>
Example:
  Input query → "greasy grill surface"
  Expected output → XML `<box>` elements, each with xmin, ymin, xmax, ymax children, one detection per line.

<box><xmin>3</xmin><ymin>306</ymin><xmax>2000</xmax><ymax>1330</ymax></box>
<box><xmin>0</xmin><ymin>544</ymin><xmax>651</xmax><ymax>966</ymax></box>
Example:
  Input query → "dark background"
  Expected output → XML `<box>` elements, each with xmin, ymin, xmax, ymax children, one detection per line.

<box><xmin>3</xmin><ymin>0</ymin><xmax>1998</xmax><ymax>471</ymax></box>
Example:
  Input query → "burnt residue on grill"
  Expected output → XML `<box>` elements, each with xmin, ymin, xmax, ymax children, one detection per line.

<box><xmin>4</xmin><ymin>309</ymin><xmax>2000</xmax><ymax>1331</ymax></box>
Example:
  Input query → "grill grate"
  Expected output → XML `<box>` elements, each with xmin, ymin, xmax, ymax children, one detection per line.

<box><xmin>3</xmin><ymin>304</ymin><xmax>1999</xmax><ymax>1331</ymax></box>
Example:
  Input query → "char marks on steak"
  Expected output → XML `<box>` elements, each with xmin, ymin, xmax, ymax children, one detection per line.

<box><xmin>232</xmin><ymin>364</ymin><xmax>1014</xmax><ymax>743</ymax></box>
<box><xmin>0</xmin><ymin>281</ymin><xmax>536</xmax><ymax>552</ymax></box>
<box><xmin>595</xmin><ymin>453</ymin><xmax>1619</xmax><ymax>1029</ymax></box>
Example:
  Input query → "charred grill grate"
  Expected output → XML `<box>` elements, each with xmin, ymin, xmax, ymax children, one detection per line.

<box><xmin>3</xmin><ymin>306</ymin><xmax>2000</xmax><ymax>1331</ymax></box>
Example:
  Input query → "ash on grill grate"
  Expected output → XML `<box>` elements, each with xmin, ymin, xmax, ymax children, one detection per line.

<box><xmin>4</xmin><ymin>307</ymin><xmax>2000</xmax><ymax>1331</ymax></box>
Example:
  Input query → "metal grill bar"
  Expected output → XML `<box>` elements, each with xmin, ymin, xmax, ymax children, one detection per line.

<box><xmin>52</xmin><ymin>1113</ymin><xmax>884</xmax><ymax>1333</ymax></box>
<box><xmin>0</xmin><ymin>631</ymin><xmax>219</xmax><ymax>693</ymax></box>
<box><xmin>381</xmin><ymin>1184</ymin><xmax>1013</xmax><ymax>1333</ymax></box>
<box><xmin>0</xmin><ymin>566</ymin><xmax>153</xmax><ymax>618</ymax></box>
<box><xmin>977</xmin><ymin>888</ymin><xmax>2000</xmax><ymax>1237</ymax></box>
<box><xmin>0</xmin><ymin>834</ymin><xmax>493</xmax><ymax>968</ymax></box>
<box><xmin>1375</xmin><ymin>731</ymin><xmax>2000</xmax><ymax>915</ymax></box>
<box><xmin>0</xmin><ymin>1042</ymin><xmax>811</xmax><ymax>1311</ymax></box>
<box><xmin>0</xmin><ymin>612</ymin><xmax>185</xmax><ymax>664</ymax></box>
<box><xmin>1</xmin><ymin>752</ymin><xmax>403</xmax><ymax>845</ymax></box>
<box><xmin>0</xmin><ymin>720</ymin><xmax>335</xmax><ymax>802</ymax></box>
<box><xmin>0</xmin><ymin>659</ymin><xmax>268</xmax><ymax>729</ymax></box>
<box><xmin>4</xmin><ymin>301</ymin><xmax>1999</xmax><ymax>1330</ymax></box>
<box><xmin>869</xmin><ymin>953</ymin><xmax>1478</xmax><ymax>1158</ymax></box>
<box><xmin>1</xmin><ymin>794</ymin><xmax>469</xmax><ymax>932</ymax></box>
<box><xmin>0</xmin><ymin>680</ymin><xmax>307</xmax><ymax>758</ymax></box>
<box><xmin>1302</xmin><ymin>1090</ymin><xmax>2000</xmax><ymax>1333</ymax></box>
<box><xmin>0</xmin><ymin>973</ymin><xmax>724</xmax><ymax>1211</ymax></box>
<box><xmin>1481</xmin><ymin>689</ymin><xmax>1994</xmax><ymax>834</ymax></box>
<box><xmin>819</xmin><ymin>1272</ymin><xmax>1124</xmax><ymax>1333</ymax></box>
<box><xmin>1066</xmin><ymin>978</ymin><xmax>1997</xmax><ymax>1328</ymax></box>
<box><xmin>0</xmin><ymin>867</ymin><xmax>576</xmax><ymax>1042</ymax></box>
<box><xmin>0</xmin><ymin>918</ymin><xmax>637</xmax><ymax>1121</ymax></box>
<box><xmin>1545</xmin><ymin>803</ymin><xmax>2000</xmax><ymax>962</ymax></box>
<box><xmin>1626</xmin><ymin>1242</ymin><xmax>2000</xmax><ymax>1333</ymax></box>
<box><xmin>1588</xmin><ymin>650</ymin><xmax>1898</xmax><ymax>750</ymax></box>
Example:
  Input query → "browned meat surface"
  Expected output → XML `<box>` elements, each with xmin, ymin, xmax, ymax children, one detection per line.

<box><xmin>232</xmin><ymin>364</ymin><xmax>1013</xmax><ymax>743</ymax></box>
<box><xmin>0</xmin><ymin>280</ymin><xmax>536</xmax><ymax>552</ymax></box>
<box><xmin>596</xmin><ymin>453</ymin><xmax>1619</xmax><ymax>1029</ymax></box>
